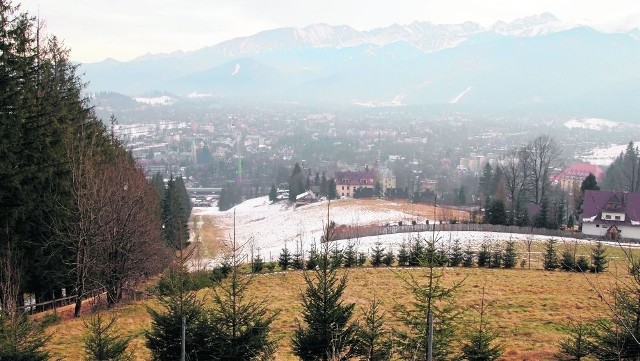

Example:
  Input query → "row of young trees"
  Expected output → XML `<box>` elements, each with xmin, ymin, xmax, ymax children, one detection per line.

<box><xmin>141</xmin><ymin>213</ymin><xmax>505</xmax><ymax>361</ymax></box>
<box><xmin>0</xmin><ymin>2</ymin><xmax>175</xmax><ymax>358</ymax></box>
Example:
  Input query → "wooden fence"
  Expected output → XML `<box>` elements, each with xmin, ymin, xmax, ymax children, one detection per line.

<box><xmin>332</xmin><ymin>223</ymin><xmax>595</xmax><ymax>242</ymax></box>
<box><xmin>15</xmin><ymin>286</ymin><xmax>148</xmax><ymax>315</ymax></box>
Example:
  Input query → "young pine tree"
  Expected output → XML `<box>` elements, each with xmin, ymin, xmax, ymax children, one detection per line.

<box><xmin>556</xmin><ymin>322</ymin><xmax>592</xmax><ymax>361</ymax></box>
<box><xmin>543</xmin><ymin>239</ymin><xmax>559</xmax><ymax>271</ymax></box>
<box><xmin>357</xmin><ymin>252</ymin><xmax>368</xmax><ymax>267</ymax></box>
<box><xmin>329</xmin><ymin>244</ymin><xmax>345</xmax><ymax>268</ymax></box>
<box><xmin>206</xmin><ymin>236</ymin><xmax>279</xmax><ymax>360</ymax></box>
<box><xmin>409</xmin><ymin>236</ymin><xmax>426</xmax><ymax>267</ymax></box>
<box><xmin>477</xmin><ymin>243</ymin><xmax>491</xmax><ymax>268</ymax></box>
<box><xmin>435</xmin><ymin>243</ymin><xmax>449</xmax><ymax>267</ymax></box>
<box><xmin>292</xmin><ymin>251</ymin><xmax>305</xmax><ymax>270</ymax></box>
<box><xmin>394</xmin><ymin>262</ymin><xmax>462</xmax><ymax>360</ymax></box>
<box><xmin>463</xmin><ymin>245</ymin><xmax>475</xmax><ymax>268</ymax></box>
<box><xmin>590</xmin><ymin>242</ymin><xmax>608</xmax><ymax>273</ymax></box>
<box><xmin>292</xmin><ymin>220</ymin><xmax>358</xmax><ymax>360</ymax></box>
<box><xmin>344</xmin><ymin>242</ymin><xmax>358</xmax><ymax>268</ymax></box>
<box><xmin>502</xmin><ymin>240</ymin><xmax>518</xmax><ymax>269</ymax></box>
<box><xmin>278</xmin><ymin>245</ymin><xmax>292</xmax><ymax>271</ymax></box>
<box><xmin>576</xmin><ymin>256</ymin><xmax>590</xmax><ymax>273</ymax></box>
<box><xmin>560</xmin><ymin>250</ymin><xmax>576</xmax><ymax>272</ymax></box>
<box><xmin>83</xmin><ymin>313</ymin><xmax>133</xmax><ymax>361</ymax></box>
<box><xmin>353</xmin><ymin>298</ymin><xmax>393</xmax><ymax>361</ymax></box>
<box><xmin>449</xmin><ymin>239</ymin><xmax>464</xmax><ymax>267</ymax></box>
<box><xmin>0</xmin><ymin>313</ymin><xmax>50</xmax><ymax>361</ymax></box>
<box><xmin>460</xmin><ymin>289</ymin><xmax>503</xmax><ymax>361</ymax></box>
<box><xmin>145</xmin><ymin>281</ymin><xmax>209</xmax><ymax>360</ymax></box>
<box><xmin>382</xmin><ymin>249</ymin><xmax>395</xmax><ymax>267</ymax></box>
<box><xmin>251</xmin><ymin>253</ymin><xmax>264</xmax><ymax>273</ymax></box>
<box><xmin>397</xmin><ymin>241</ymin><xmax>410</xmax><ymax>266</ymax></box>
<box><xmin>371</xmin><ymin>242</ymin><xmax>385</xmax><ymax>267</ymax></box>
<box><xmin>306</xmin><ymin>245</ymin><xmax>318</xmax><ymax>270</ymax></box>
<box><xmin>489</xmin><ymin>247</ymin><xmax>502</xmax><ymax>269</ymax></box>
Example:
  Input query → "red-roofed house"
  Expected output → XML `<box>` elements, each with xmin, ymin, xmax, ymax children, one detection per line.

<box><xmin>552</xmin><ymin>163</ymin><xmax>603</xmax><ymax>194</ymax></box>
<box><xmin>334</xmin><ymin>170</ymin><xmax>377</xmax><ymax>198</ymax></box>
<box><xmin>581</xmin><ymin>190</ymin><xmax>640</xmax><ymax>240</ymax></box>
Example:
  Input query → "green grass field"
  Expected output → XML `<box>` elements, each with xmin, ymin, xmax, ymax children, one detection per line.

<box><xmin>44</xmin><ymin>241</ymin><xmax>638</xmax><ymax>360</ymax></box>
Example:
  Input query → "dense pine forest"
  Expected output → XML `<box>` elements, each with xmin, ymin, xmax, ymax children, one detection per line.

<box><xmin>0</xmin><ymin>0</ymin><xmax>190</xmax><ymax>352</ymax></box>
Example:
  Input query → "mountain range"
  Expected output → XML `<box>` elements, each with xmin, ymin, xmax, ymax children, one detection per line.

<box><xmin>83</xmin><ymin>13</ymin><xmax>640</xmax><ymax>119</ymax></box>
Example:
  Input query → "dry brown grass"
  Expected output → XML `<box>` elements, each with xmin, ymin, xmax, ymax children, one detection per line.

<box><xmin>187</xmin><ymin>214</ymin><xmax>229</xmax><ymax>267</ymax></box>
<box><xmin>330</xmin><ymin>198</ymin><xmax>472</xmax><ymax>223</ymax></box>
<box><xmin>45</xmin><ymin>242</ymin><xmax>637</xmax><ymax>360</ymax></box>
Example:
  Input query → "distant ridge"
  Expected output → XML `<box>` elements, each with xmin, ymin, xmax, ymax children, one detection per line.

<box><xmin>81</xmin><ymin>13</ymin><xmax>640</xmax><ymax>120</ymax></box>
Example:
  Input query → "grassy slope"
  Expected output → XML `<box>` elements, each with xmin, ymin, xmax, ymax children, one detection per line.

<box><xmin>45</xmin><ymin>242</ymin><xmax>635</xmax><ymax>360</ymax></box>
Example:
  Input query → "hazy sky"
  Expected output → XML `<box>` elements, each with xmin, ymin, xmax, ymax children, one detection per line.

<box><xmin>18</xmin><ymin>0</ymin><xmax>640</xmax><ymax>63</ymax></box>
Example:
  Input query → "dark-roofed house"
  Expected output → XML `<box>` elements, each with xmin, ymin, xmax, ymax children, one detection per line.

<box><xmin>581</xmin><ymin>190</ymin><xmax>640</xmax><ymax>240</ymax></box>
<box><xmin>334</xmin><ymin>170</ymin><xmax>377</xmax><ymax>198</ymax></box>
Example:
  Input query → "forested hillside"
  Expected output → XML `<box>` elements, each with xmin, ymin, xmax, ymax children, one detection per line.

<box><xmin>0</xmin><ymin>0</ymin><xmax>176</xmax><ymax>325</ymax></box>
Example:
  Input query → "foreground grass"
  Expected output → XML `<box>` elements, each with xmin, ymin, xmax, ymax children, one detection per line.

<box><xmin>45</xmin><ymin>247</ymin><xmax>633</xmax><ymax>360</ymax></box>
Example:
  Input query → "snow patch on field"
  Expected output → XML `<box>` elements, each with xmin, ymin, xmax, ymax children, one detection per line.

<box><xmin>191</xmin><ymin>196</ymin><xmax>630</xmax><ymax>268</ymax></box>
<box><xmin>133</xmin><ymin>96</ymin><xmax>174</xmax><ymax>105</ymax></box>
<box><xmin>580</xmin><ymin>141</ymin><xmax>640</xmax><ymax>166</ymax></box>
<box><xmin>186</xmin><ymin>91</ymin><xmax>212</xmax><ymax>98</ymax></box>
<box><xmin>564</xmin><ymin>117</ymin><xmax>619</xmax><ymax>130</ymax></box>
<box><xmin>231</xmin><ymin>64</ymin><xmax>241</xmax><ymax>76</ymax></box>
<box><xmin>450</xmin><ymin>86</ymin><xmax>471</xmax><ymax>104</ymax></box>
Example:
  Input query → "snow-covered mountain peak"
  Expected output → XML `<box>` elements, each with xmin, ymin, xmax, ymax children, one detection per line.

<box><xmin>491</xmin><ymin>12</ymin><xmax>574</xmax><ymax>37</ymax></box>
<box><xmin>595</xmin><ymin>13</ymin><xmax>640</xmax><ymax>33</ymax></box>
<box><xmin>293</xmin><ymin>23</ymin><xmax>363</xmax><ymax>48</ymax></box>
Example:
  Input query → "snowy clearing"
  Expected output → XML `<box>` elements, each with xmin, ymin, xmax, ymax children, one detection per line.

<box><xmin>190</xmin><ymin>196</ymin><xmax>635</xmax><ymax>269</ymax></box>
<box><xmin>580</xmin><ymin>140</ymin><xmax>640</xmax><ymax>166</ymax></box>
<box><xmin>563</xmin><ymin>117</ymin><xmax>619</xmax><ymax>130</ymax></box>
<box><xmin>133</xmin><ymin>95</ymin><xmax>174</xmax><ymax>105</ymax></box>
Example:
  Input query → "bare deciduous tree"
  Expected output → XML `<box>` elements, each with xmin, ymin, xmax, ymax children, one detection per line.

<box><xmin>499</xmin><ymin>146</ymin><xmax>530</xmax><ymax>223</ymax></box>
<box><xmin>523</xmin><ymin>135</ymin><xmax>561</xmax><ymax>205</ymax></box>
<box><xmin>94</xmin><ymin>153</ymin><xmax>167</xmax><ymax>306</ymax></box>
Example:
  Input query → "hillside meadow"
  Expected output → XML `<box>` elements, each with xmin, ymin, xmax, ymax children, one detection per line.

<box><xmin>43</xmin><ymin>241</ymin><xmax>638</xmax><ymax>360</ymax></box>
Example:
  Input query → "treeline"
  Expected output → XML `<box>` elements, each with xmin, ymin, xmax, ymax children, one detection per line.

<box><xmin>479</xmin><ymin>135</ymin><xmax>574</xmax><ymax>228</ymax></box>
<box><xmin>604</xmin><ymin>141</ymin><xmax>640</xmax><ymax>192</ymax></box>
<box><xmin>0</xmin><ymin>1</ymin><xmax>180</xmax><ymax>319</ymax></box>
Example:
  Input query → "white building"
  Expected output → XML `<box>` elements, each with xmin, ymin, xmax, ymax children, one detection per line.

<box><xmin>581</xmin><ymin>190</ymin><xmax>640</xmax><ymax>240</ymax></box>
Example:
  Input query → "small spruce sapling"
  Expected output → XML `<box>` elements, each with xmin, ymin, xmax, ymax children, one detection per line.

<box><xmin>543</xmin><ymin>239</ymin><xmax>559</xmax><ymax>271</ymax></box>
<box><xmin>502</xmin><ymin>240</ymin><xmax>518</xmax><ymax>269</ymax></box>
<box><xmin>382</xmin><ymin>249</ymin><xmax>395</xmax><ymax>267</ymax></box>
<box><xmin>278</xmin><ymin>245</ymin><xmax>292</xmax><ymax>271</ymax></box>
<box><xmin>590</xmin><ymin>242</ymin><xmax>608</xmax><ymax>273</ymax></box>
<box><xmin>449</xmin><ymin>239</ymin><xmax>464</xmax><ymax>267</ymax></box>
<box><xmin>371</xmin><ymin>242</ymin><xmax>385</xmax><ymax>267</ymax></box>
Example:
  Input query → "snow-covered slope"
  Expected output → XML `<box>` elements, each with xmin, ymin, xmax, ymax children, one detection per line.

<box><xmin>564</xmin><ymin>117</ymin><xmax>619</xmax><ymax>130</ymax></box>
<box><xmin>581</xmin><ymin>140</ymin><xmax>640</xmax><ymax>166</ymax></box>
<box><xmin>192</xmin><ymin>196</ymin><xmax>617</xmax><ymax>268</ymax></box>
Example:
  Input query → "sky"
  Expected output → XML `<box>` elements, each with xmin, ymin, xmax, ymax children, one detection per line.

<box><xmin>17</xmin><ymin>0</ymin><xmax>640</xmax><ymax>63</ymax></box>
